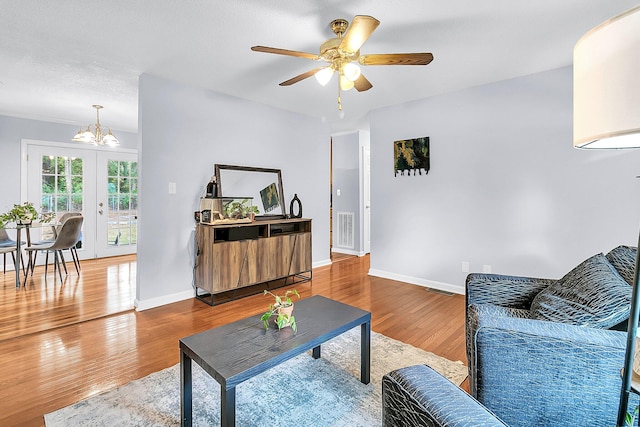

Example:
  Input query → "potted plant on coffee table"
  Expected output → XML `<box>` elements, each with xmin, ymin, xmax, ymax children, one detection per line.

<box><xmin>260</xmin><ymin>289</ymin><xmax>300</xmax><ymax>333</ymax></box>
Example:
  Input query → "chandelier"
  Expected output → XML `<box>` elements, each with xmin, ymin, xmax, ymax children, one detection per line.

<box><xmin>72</xmin><ymin>104</ymin><xmax>120</xmax><ymax>146</ymax></box>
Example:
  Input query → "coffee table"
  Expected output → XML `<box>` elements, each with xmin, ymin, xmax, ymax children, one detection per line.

<box><xmin>179</xmin><ymin>295</ymin><xmax>371</xmax><ymax>426</ymax></box>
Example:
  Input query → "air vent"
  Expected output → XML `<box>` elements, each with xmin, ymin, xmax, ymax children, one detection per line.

<box><xmin>336</xmin><ymin>212</ymin><xmax>354</xmax><ymax>249</ymax></box>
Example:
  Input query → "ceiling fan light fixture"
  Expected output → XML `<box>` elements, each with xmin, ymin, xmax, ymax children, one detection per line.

<box><xmin>339</xmin><ymin>75</ymin><xmax>355</xmax><ymax>91</ymax></box>
<box><xmin>251</xmin><ymin>15</ymin><xmax>434</xmax><ymax>111</ymax></box>
<box><xmin>315</xmin><ymin>67</ymin><xmax>334</xmax><ymax>86</ymax></box>
<box><xmin>342</xmin><ymin>62</ymin><xmax>361</xmax><ymax>81</ymax></box>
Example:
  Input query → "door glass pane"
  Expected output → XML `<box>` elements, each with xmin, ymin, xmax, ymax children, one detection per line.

<box><xmin>40</xmin><ymin>155</ymin><xmax>84</xmax><ymax>240</ymax></box>
<box><xmin>106</xmin><ymin>160</ymin><xmax>138</xmax><ymax>246</ymax></box>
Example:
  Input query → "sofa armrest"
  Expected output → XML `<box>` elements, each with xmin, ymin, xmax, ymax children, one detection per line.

<box><xmin>382</xmin><ymin>364</ymin><xmax>508</xmax><ymax>427</ymax></box>
<box><xmin>466</xmin><ymin>273</ymin><xmax>555</xmax><ymax>310</ymax></box>
<box><xmin>471</xmin><ymin>311</ymin><xmax>637</xmax><ymax>427</ymax></box>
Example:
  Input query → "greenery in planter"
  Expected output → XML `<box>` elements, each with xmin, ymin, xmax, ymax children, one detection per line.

<box><xmin>260</xmin><ymin>289</ymin><xmax>300</xmax><ymax>333</ymax></box>
<box><xmin>0</xmin><ymin>202</ymin><xmax>55</xmax><ymax>228</ymax></box>
<box><xmin>626</xmin><ymin>406</ymin><xmax>639</xmax><ymax>426</ymax></box>
<box><xmin>223</xmin><ymin>198</ymin><xmax>260</xmax><ymax>220</ymax></box>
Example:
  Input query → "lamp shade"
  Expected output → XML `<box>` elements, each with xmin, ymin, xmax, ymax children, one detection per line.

<box><xmin>573</xmin><ymin>5</ymin><xmax>640</xmax><ymax>149</ymax></box>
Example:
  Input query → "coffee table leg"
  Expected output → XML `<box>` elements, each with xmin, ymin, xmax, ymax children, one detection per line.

<box><xmin>221</xmin><ymin>386</ymin><xmax>236</xmax><ymax>426</ymax></box>
<box><xmin>312</xmin><ymin>345</ymin><xmax>321</xmax><ymax>359</ymax></box>
<box><xmin>181</xmin><ymin>351</ymin><xmax>192</xmax><ymax>427</ymax></box>
<box><xmin>361</xmin><ymin>321</ymin><xmax>371</xmax><ymax>384</ymax></box>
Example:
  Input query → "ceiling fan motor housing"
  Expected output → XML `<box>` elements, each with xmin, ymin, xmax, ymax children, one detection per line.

<box><xmin>320</xmin><ymin>37</ymin><xmax>359</xmax><ymax>62</ymax></box>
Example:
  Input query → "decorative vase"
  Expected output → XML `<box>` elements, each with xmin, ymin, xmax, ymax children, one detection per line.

<box><xmin>276</xmin><ymin>303</ymin><xmax>294</xmax><ymax>328</ymax></box>
<box><xmin>290</xmin><ymin>194</ymin><xmax>302</xmax><ymax>218</ymax></box>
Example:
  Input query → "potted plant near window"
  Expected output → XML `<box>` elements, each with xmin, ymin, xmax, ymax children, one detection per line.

<box><xmin>261</xmin><ymin>289</ymin><xmax>300</xmax><ymax>332</ymax></box>
<box><xmin>0</xmin><ymin>202</ymin><xmax>55</xmax><ymax>228</ymax></box>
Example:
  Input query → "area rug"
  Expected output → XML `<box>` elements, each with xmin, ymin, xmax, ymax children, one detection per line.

<box><xmin>45</xmin><ymin>327</ymin><xmax>468</xmax><ymax>426</ymax></box>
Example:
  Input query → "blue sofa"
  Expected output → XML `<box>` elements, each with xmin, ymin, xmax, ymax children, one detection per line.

<box><xmin>382</xmin><ymin>246</ymin><xmax>639</xmax><ymax>427</ymax></box>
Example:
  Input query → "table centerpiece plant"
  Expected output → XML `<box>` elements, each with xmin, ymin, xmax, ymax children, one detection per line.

<box><xmin>0</xmin><ymin>202</ymin><xmax>55</xmax><ymax>228</ymax></box>
<box><xmin>261</xmin><ymin>289</ymin><xmax>300</xmax><ymax>333</ymax></box>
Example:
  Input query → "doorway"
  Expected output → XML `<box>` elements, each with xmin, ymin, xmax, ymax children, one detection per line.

<box><xmin>22</xmin><ymin>140</ymin><xmax>138</xmax><ymax>261</ymax></box>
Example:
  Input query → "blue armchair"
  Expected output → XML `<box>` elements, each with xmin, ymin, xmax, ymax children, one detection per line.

<box><xmin>383</xmin><ymin>246</ymin><xmax>639</xmax><ymax>427</ymax></box>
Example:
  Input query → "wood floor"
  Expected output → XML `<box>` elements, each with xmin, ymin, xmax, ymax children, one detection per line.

<box><xmin>0</xmin><ymin>253</ymin><xmax>467</xmax><ymax>426</ymax></box>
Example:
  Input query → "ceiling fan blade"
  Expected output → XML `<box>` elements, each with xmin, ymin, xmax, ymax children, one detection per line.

<box><xmin>251</xmin><ymin>46</ymin><xmax>319</xmax><ymax>60</ymax></box>
<box><xmin>279</xmin><ymin>68</ymin><xmax>325</xmax><ymax>86</ymax></box>
<box><xmin>339</xmin><ymin>15</ymin><xmax>380</xmax><ymax>55</ymax></box>
<box><xmin>359</xmin><ymin>53</ymin><xmax>434</xmax><ymax>66</ymax></box>
<box><xmin>354</xmin><ymin>74</ymin><xmax>373</xmax><ymax>92</ymax></box>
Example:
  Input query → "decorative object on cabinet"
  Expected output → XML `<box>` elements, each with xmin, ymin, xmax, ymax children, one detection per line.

<box><xmin>194</xmin><ymin>218</ymin><xmax>312</xmax><ymax>306</ymax></box>
<box><xmin>199</xmin><ymin>197</ymin><xmax>256</xmax><ymax>225</ymax></box>
<box><xmin>205</xmin><ymin>176</ymin><xmax>217</xmax><ymax>198</ymax></box>
<box><xmin>260</xmin><ymin>289</ymin><xmax>300</xmax><ymax>332</ymax></box>
<box><xmin>215</xmin><ymin>164</ymin><xmax>287</xmax><ymax>219</ymax></box>
<box><xmin>394</xmin><ymin>136</ymin><xmax>430</xmax><ymax>177</ymax></box>
<box><xmin>223</xmin><ymin>198</ymin><xmax>259</xmax><ymax>220</ymax></box>
<box><xmin>259</xmin><ymin>183</ymin><xmax>280</xmax><ymax>213</ymax></box>
<box><xmin>290</xmin><ymin>194</ymin><xmax>303</xmax><ymax>218</ymax></box>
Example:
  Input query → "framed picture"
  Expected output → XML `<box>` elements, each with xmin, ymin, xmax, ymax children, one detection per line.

<box><xmin>394</xmin><ymin>136</ymin><xmax>430</xmax><ymax>176</ymax></box>
<box><xmin>260</xmin><ymin>182</ymin><xmax>281</xmax><ymax>213</ymax></box>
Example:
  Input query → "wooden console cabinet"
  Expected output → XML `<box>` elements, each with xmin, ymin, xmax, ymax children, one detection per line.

<box><xmin>194</xmin><ymin>218</ymin><xmax>312</xmax><ymax>305</ymax></box>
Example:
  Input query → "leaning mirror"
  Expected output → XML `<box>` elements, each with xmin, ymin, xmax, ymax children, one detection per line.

<box><xmin>214</xmin><ymin>164</ymin><xmax>286</xmax><ymax>219</ymax></box>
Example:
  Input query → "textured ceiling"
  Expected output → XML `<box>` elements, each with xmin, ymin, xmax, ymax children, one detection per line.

<box><xmin>0</xmin><ymin>1</ymin><xmax>637</xmax><ymax>134</ymax></box>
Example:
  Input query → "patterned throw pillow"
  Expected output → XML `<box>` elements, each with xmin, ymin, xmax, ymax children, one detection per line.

<box><xmin>530</xmin><ymin>253</ymin><xmax>632</xmax><ymax>329</ymax></box>
<box><xmin>605</xmin><ymin>245</ymin><xmax>637</xmax><ymax>286</ymax></box>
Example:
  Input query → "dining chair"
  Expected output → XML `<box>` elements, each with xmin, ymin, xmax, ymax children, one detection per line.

<box><xmin>0</xmin><ymin>229</ymin><xmax>25</xmax><ymax>275</ymax></box>
<box><xmin>25</xmin><ymin>216</ymin><xmax>84</xmax><ymax>281</ymax></box>
<box><xmin>29</xmin><ymin>212</ymin><xmax>83</xmax><ymax>274</ymax></box>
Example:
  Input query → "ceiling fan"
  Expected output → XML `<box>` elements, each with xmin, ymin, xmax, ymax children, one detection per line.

<box><xmin>251</xmin><ymin>15</ymin><xmax>434</xmax><ymax>110</ymax></box>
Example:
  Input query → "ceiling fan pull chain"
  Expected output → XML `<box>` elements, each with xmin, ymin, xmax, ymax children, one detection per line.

<box><xmin>337</xmin><ymin>84</ymin><xmax>342</xmax><ymax>110</ymax></box>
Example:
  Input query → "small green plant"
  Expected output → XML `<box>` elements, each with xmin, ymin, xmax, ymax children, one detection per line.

<box><xmin>0</xmin><ymin>202</ymin><xmax>55</xmax><ymax>228</ymax></box>
<box><xmin>260</xmin><ymin>289</ymin><xmax>300</xmax><ymax>332</ymax></box>
<box><xmin>224</xmin><ymin>199</ymin><xmax>260</xmax><ymax>219</ymax></box>
<box><xmin>626</xmin><ymin>405</ymin><xmax>639</xmax><ymax>426</ymax></box>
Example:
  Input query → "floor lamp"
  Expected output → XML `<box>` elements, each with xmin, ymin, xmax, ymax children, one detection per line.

<box><xmin>573</xmin><ymin>5</ymin><xmax>640</xmax><ymax>425</ymax></box>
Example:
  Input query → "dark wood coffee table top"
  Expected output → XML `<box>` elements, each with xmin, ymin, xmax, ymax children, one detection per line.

<box><xmin>179</xmin><ymin>295</ymin><xmax>371</xmax><ymax>389</ymax></box>
<box><xmin>179</xmin><ymin>295</ymin><xmax>371</xmax><ymax>426</ymax></box>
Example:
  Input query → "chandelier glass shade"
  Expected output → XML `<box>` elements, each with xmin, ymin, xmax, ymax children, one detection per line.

<box><xmin>72</xmin><ymin>105</ymin><xmax>120</xmax><ymax>146</ymax></box>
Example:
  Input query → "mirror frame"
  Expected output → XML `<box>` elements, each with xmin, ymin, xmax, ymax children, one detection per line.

<box><xmin>214</xmin><ymin>164</ymin><xmax>287</xmax><ymax>219</ymax></box>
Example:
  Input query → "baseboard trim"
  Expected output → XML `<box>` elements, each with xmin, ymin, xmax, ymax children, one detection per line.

<box><xmin>134</xmin><ymin>289</ymin><xmax>194</xmax><ymax>311</ymax></box>
<box><xmin>368</xmin><ymin>268</ymin><xmax>464</xmax><ymax>295</ymax></box>
<box><xmin>313</xmin><ymin>258</ymin><xmax>332</xmax><ymax>269</ymax></box>
<box><xmin>331</xmin><ymin>248</ymin><xmax>367</xmax><ymax>257</ymax></box>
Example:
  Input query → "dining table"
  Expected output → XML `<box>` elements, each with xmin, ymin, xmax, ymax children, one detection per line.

<box><xmin>2</xmin><ymin>221</ymin><xmax>56</xmax><ymax>288</ymax></box>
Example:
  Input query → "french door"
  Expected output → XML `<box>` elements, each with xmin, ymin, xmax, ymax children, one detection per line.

<box><xmin>24</xmin><ymin>141</ymin><xmax>137</xmax><ymax>260</ymax></box>
<box><xmin>96</xmin><ymin>151</ymin><xmax>138</xmax><ymax>258</ymax></box>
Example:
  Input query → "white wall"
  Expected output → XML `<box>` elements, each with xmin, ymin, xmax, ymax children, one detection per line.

<box><xmin>369</xmin><ymin>66</ymin><xmax>640</xmax><ymax>294</ymax></box>
<box><xmin>136</xmin><ymin>73</ymin><xmax>331</xmax><ymax>309</ymax></box>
